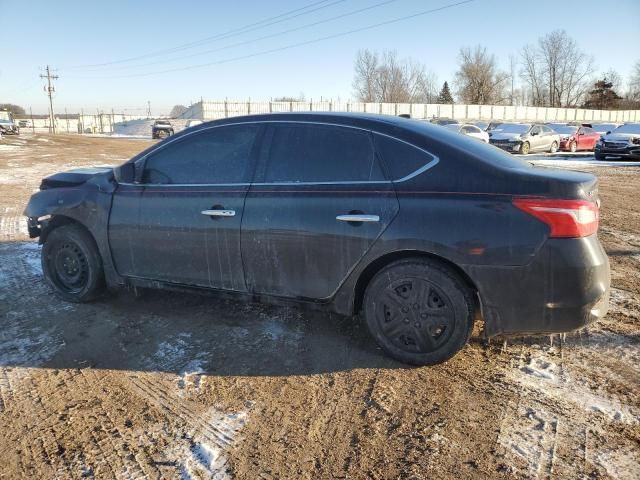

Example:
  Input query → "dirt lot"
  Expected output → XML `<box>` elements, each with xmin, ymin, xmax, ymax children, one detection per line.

<box><xmin>0</xmin><ymin>134</ymin><xmax>638</xmax><ymax>479</ymax></box>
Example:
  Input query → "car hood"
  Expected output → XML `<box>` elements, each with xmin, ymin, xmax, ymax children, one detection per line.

<box><xmin>40</xmin><ymin>167</ymin><xmax>114</xmax><ymax>190</ymax></box>
<box><xmin>602</xmin><ymin>133</ymin><xmax>639</xmax><ymax>143</ymax></box>
<box><xmin>490</xmin><ymin>132</ymin><xmax>523</xmax><ymax>141</ymax></box>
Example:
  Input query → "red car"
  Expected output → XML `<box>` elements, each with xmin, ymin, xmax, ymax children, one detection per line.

<box><xmin>554</xmin><ymin>125</ymin><xmax>600</xmax><ymax>152</ymax></box>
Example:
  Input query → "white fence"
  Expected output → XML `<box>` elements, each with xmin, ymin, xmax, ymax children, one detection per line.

<box><xmin>181</xmin><ymin>100</ymin><xmax>640</xmax><ymax>123</ymax></box>
<box><xmin>15</xmin><ymin>113</ymin><xmax>150</xmax><ymax>134</ymax></box>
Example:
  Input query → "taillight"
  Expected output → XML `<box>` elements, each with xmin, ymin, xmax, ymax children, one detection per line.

<box><xmin>513</xmin><ymin>198</ymin><xmax>599</xmax><ymax>238</ymax></box>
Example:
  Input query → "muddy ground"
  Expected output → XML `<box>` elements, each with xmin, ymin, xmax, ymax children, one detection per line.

<box><xmin>0</xmin><ymin>134</ymin><xmax>638</xmax><ymax>479</ymax></box>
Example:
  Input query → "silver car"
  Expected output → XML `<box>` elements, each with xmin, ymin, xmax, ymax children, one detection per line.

<box><xmin>489</xmin><ymin>123</ymin><xmax>560</xmax><ymax>155</ymax></box>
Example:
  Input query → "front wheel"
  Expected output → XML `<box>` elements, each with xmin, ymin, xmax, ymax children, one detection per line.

<box><xmin>569</xmin><ymin>141</ymin><xmax>577</xmax><ymax>153</ymax></box>
<box><xmin>549</xmin><ymin>141</ymin><xmax>559</xmax><ymax>153</ymax></box>
<box><xmin>363</xmin><ymin>258</ymin><xmax>474</xmax><ymax>366</ymax></box>
<box><xmin>42</xmin><ymin>224</ymin><xmax>105</xmax><ymax>302</ymax></box>
<box><xmin>520</xmin><ymin>141</ymin><xmax>530</xmax><ymax>155</ymax></box>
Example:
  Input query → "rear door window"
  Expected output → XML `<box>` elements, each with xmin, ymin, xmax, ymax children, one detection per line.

<box><xmin>373</xmin><ymin>134</ymin><xmax>436</xmax><ymax>181</ymax></box>
<box><xmin>263</xmin><ymin>123</ymin><xmax>385</xmax><ymax>183</ymax></box>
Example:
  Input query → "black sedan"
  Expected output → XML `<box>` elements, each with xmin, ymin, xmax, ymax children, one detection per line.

<box><xmin>595</xmin><ymin>123</ymin><xmax>640</xmax><ymax>161</ymax></box>
<box><xmin>24</xmin><ymin>113</ymin><xmax>610</xmax><ymax>365</ymax></box>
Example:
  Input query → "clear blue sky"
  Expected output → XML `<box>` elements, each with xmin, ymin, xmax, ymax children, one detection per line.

<box><xmin>1</xmin><ymin>0</ymin><xmax>638</xmax><ymax>115</ymax></box>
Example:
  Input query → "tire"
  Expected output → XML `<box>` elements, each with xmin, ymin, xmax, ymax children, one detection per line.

<box><xmin>41</xmin><ymin>224</ymin><xmax>105</xmax><ymax>302</ymax></box>
<box><xmin>569</xmin><ymin>141</ymin><xmax>577</xmax><ymax>153</ymax></box>
<box><xmin>549</xmin><ymin>141</ymin><xmax>558</xmax><ymax>153</ymax></box>
<box><xmin>520</xmin><ymin>141</ymin><xmax>530</xmax><ymax>155</ymax></box>
<box><xmin>363</xmin><ymin>258</ymin><xmax>474</xmax><ymax>366</ymax></box>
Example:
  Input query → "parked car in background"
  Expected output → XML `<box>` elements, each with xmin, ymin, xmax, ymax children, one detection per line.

<box><xmin>430</xmin><ymin>117</ymin><xmax>459</xmax><ymax>126</ymax></box>
<box><xmin>444</xmin><ymin>123</ymin><xmax>489</xmax><ymax>142</ymax></box>
<box><xmin>470</xmin><ymin>121</ymin><xmax>489</xmax><ymax>130</ymax></box>
<box><xmin>24</xmin><ymin>112</ymin><xmax>609</xmax><ymax>366</ymax></box>
<box><xmin>592</xmin><ymin>123</ymin><xmax>620</xmax><ymax>136</ymax></box>
<box><xmin>151</xmin><ymin>119</ymin><xmax>174</xmax><ymax>139</ymax></box>
<box><xmin>489</xmin><ymin>123</ymin><xmax>560</xmax><ymax>154</ymax></box>
<box><xmin>595</xmin><ymin>123</ymin><xmax>640</xmax><ymax>161</ymax></box>
<box><xmin>553</xmin><ymin>125</ymin><xmax>600</xmax><ymax>152</ymax></box>
<box><xmin>0</xmin><ymin>118</ymin><xmax>20</xmax><ymax>135</ymax></box>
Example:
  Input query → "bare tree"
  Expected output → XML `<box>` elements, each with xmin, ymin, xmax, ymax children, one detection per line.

<box><xmin>352</xmin><ymin>49</ymin><xmax>437</xmax><ymax>103</ymax></box>
<box><xmin>520</xmin><ymin>30</ymin><xmax>595</xmax><ymax>107</ymax></box>
<box><xmin>628</xmin><ymin>60</ymin><xmax>640</xmax><ymax>102</ymax></box>
<box><xmin>454</xmin><ymin>46</ymin><xmax>509</xmax><ymax>104</ymax></box>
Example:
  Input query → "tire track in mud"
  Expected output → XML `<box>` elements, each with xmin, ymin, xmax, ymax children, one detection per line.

<box><xmin>125</xmin><ymin>372</ymin><xmax>248</xmax><ymax>478</ymax></box>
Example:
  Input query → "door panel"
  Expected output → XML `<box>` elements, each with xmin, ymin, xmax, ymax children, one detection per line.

<box><xmin>241</xmin><ymin>123</ymin><xmax>399</xmax><ymax>300</ymax></box>
<box><xmin>242</xmin><ymin>184</ymin><xmax>398</xmax><ymax>299</ymax></box>
<box><xmin>131</xmin><ymin>186</ymin><xmax>248</xmax><ymax>289</ymax></box>
<box><xmin>109</xmin><ymin>124</ymin><xmax>261</xmax><ymax>290</ymax></box>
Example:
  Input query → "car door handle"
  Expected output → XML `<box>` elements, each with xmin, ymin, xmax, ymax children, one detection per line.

<box><xmin>336</xmin><ymin>214</ymin><xmax>380</xmax><ymax>223</ymax></box>
<box><xmin>201</xmin><ymin>209</ymin><xmax>236</xmax><ymax>217</ymax></box>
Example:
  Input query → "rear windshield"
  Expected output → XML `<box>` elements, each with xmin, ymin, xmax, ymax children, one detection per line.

<box><xmin>404</xmin><ymin>120</ymin><xmax>531</xmax><ymax>170</ymax></box>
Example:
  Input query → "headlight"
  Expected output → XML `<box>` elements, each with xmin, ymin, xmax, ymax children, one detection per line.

<box><xmin>631</xmin><ymin>137</ymin><xmax>640</xmax><ymax>145</ymax></box>
<box><xmin>561</xmin><ymin>136</ymin><xmax>569</xmax><ymax>141</ymax></box>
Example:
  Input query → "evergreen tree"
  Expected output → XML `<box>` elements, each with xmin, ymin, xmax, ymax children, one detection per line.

<box><xmin>437</xmin><ymin>81</ymin><xmax>454</xmax><ymax>104</ymax></box>
<box><xmin>582</xmin><ymin>77</ymin><xmax>622</xmax><ymax>110</ymax></box>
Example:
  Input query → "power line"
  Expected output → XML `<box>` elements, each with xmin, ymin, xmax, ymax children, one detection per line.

<box><xmin>39</xmin><ymin>66</ymin><xmax>59</xmax><ymax>134</ymax></box>
<box><xmin>102</xmin><ymin>0</ymin><xmax>399</xmax><ymax>72</ymax></box>
<box><xmin>74</xmin><ymin>0</ymin><xmax>475</xmax><ymax>80</ymax></box>
<box><xmin>68</xmin><ymin>0</ymin><xmax>346</xmax><ymax>69</ymax></box>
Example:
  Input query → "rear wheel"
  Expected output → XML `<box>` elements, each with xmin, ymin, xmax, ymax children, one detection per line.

<box><xmin>549</xmin><ymin>141</ymin><xmax>559</xmax><ymax>153</ymax></box>
<box><xmin>42</xmin><ymin>224</ymin><xmax>105</xmax><ymax>302</ymax></box>
<box><xmin>570</xmin><ymin>141</ymin><xmax>577</xmax><ymax>153</ymax></box>
<box><xmin>520</xmin><ymin>141</ymin><xmax>530</xmax><ymax>155</ymax></box>
<box><xmin>363</xmin><ymin>258</ymin><xmax>474</xmax><ymax>366</ymax></box>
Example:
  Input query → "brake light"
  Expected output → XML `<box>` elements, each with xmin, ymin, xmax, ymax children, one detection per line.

<box><xmin>513</xmin><ymin>198</ymin><xmax>599</xmax><ymax>238</ymax></box>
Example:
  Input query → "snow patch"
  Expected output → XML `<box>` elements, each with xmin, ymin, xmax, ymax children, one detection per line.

<box><xmin>511</xmin><ymin>348</ymin><xmax>639</xmax><ymax>425</ymax></box>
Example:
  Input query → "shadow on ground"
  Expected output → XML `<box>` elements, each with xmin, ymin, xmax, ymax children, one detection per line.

<box><xmin>1</xmin><ymin>241</ymin><xmax>407</xmax><ymax>376</ymax></box>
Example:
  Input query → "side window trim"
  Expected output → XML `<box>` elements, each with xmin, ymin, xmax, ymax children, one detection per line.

<box><xmin>373</xmin><ymin>132</ymin><xmax>440</xmax><ymax>183</ymax></box>
<box><xmin>121</xmin><ymin>121</ymin><xmax>439</xmax><ymax>186</ymax></box>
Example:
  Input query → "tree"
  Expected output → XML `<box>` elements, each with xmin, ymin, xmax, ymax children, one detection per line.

<box><xmin>169</xmin><ymin>105</ymin><xmax>188</xmax><ymax>117</ymax></box>
<box><xmin>273</xmin><ymin>93</ymin><xmax>305</xmax><ymax>102</ymax></box>
<box><xmin>520</xmin><ymin>30</ymin><xmax>595</xmax><ymax>107</ymax></box>
<box><xmin>582</xmin><ymin>77</ymin><xmax>622</xmax><ymax>110</ymax></box>
<box><xmin>352</xmin><ymin>49</ymin><xmax>437</xmax><ymax>103</ymax></box>
<box><xmin>628</xmin><ymin>60</ymin><xmax>640</xmax><ymax>103</ymax></box>
<box><xmin>454</xmin><ymin>46</ymin><xmax>509</xmax><ymax>104</ymax></box>
<box><xmin>0</xmin><ymin>104</ymin><xmax>26</xmax><ymax>115</ymax></box>
<box><xmin>436</xmin><ymin>81</ymin><xmax>453</xmax><ymax>103</ymax></box>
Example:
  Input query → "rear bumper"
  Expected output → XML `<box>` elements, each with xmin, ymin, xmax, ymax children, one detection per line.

<box><xmin>465</xmin><ymin>234</ymin><xmax>610</xmax><ymax>337</ymax></box>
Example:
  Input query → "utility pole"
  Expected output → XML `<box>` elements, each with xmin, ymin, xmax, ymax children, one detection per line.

<box><xmin>147</xmin><ymin>100</ymin><xmax>151</xmax><ymax>118</ymax></box>
<box><xmin>40</xmin><ymin>65</ymin><xmax>59</xmax><ymax>134</ymax></box>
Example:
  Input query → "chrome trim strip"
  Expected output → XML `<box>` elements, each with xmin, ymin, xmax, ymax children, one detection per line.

<box><xmin>118</xmin><ymin>120</ymin><xmax>440</xmax><ymax>188</ymax></box>
<box><xmin>336</xmin><ymin>214</ymin><xmax>380</xmax><ymax>223</ymax></box>
<box><xmin>201</xmin><ymin>209</ymin><xmax>236</xmax><ymax>217</ymax></box>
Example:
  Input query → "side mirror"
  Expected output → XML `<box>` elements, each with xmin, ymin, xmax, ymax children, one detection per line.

<box><xmin>115</xmin><ymin>162</ymin><xmax>136</xmax><ymax>183</ymax></box>
<box><xmin>531</xmin><ymin>131</ymin><xmax>538</xmax><ymax>136</ymax></box>
<box><xmin>606</xmin><ymin>131</ymin><xmax>611</xmax><ymax>135</ymax></box>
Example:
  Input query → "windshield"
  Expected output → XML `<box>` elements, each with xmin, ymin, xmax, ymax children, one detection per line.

<box><xmin>553</xmin><ymin>125</ymin><xmax>578</xmax><ymax>134</ymax></box>
<box><xmin>496</xmin><ymin>124</ymin><xmax>530</xmax><ymax>134</ymax></box>
<box><xmin>593</xmin><ymin>124</ymin><xmax>617</xmax><ymax>133</ymax></box>
<box><xmin>611</xmin><ymin>123</ymin><xmax>640</xmax><ymax>134</ymax></box>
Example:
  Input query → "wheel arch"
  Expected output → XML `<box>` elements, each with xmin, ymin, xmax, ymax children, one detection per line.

<box><xmin>41</xmin><ymin>214</ymin><xmax>95</xmax><ymax>246</ymax></box>
<box><xmin>352</xmin><ymin>249</ymin><xmax>481</xmax><ymax>316</ymax></box>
